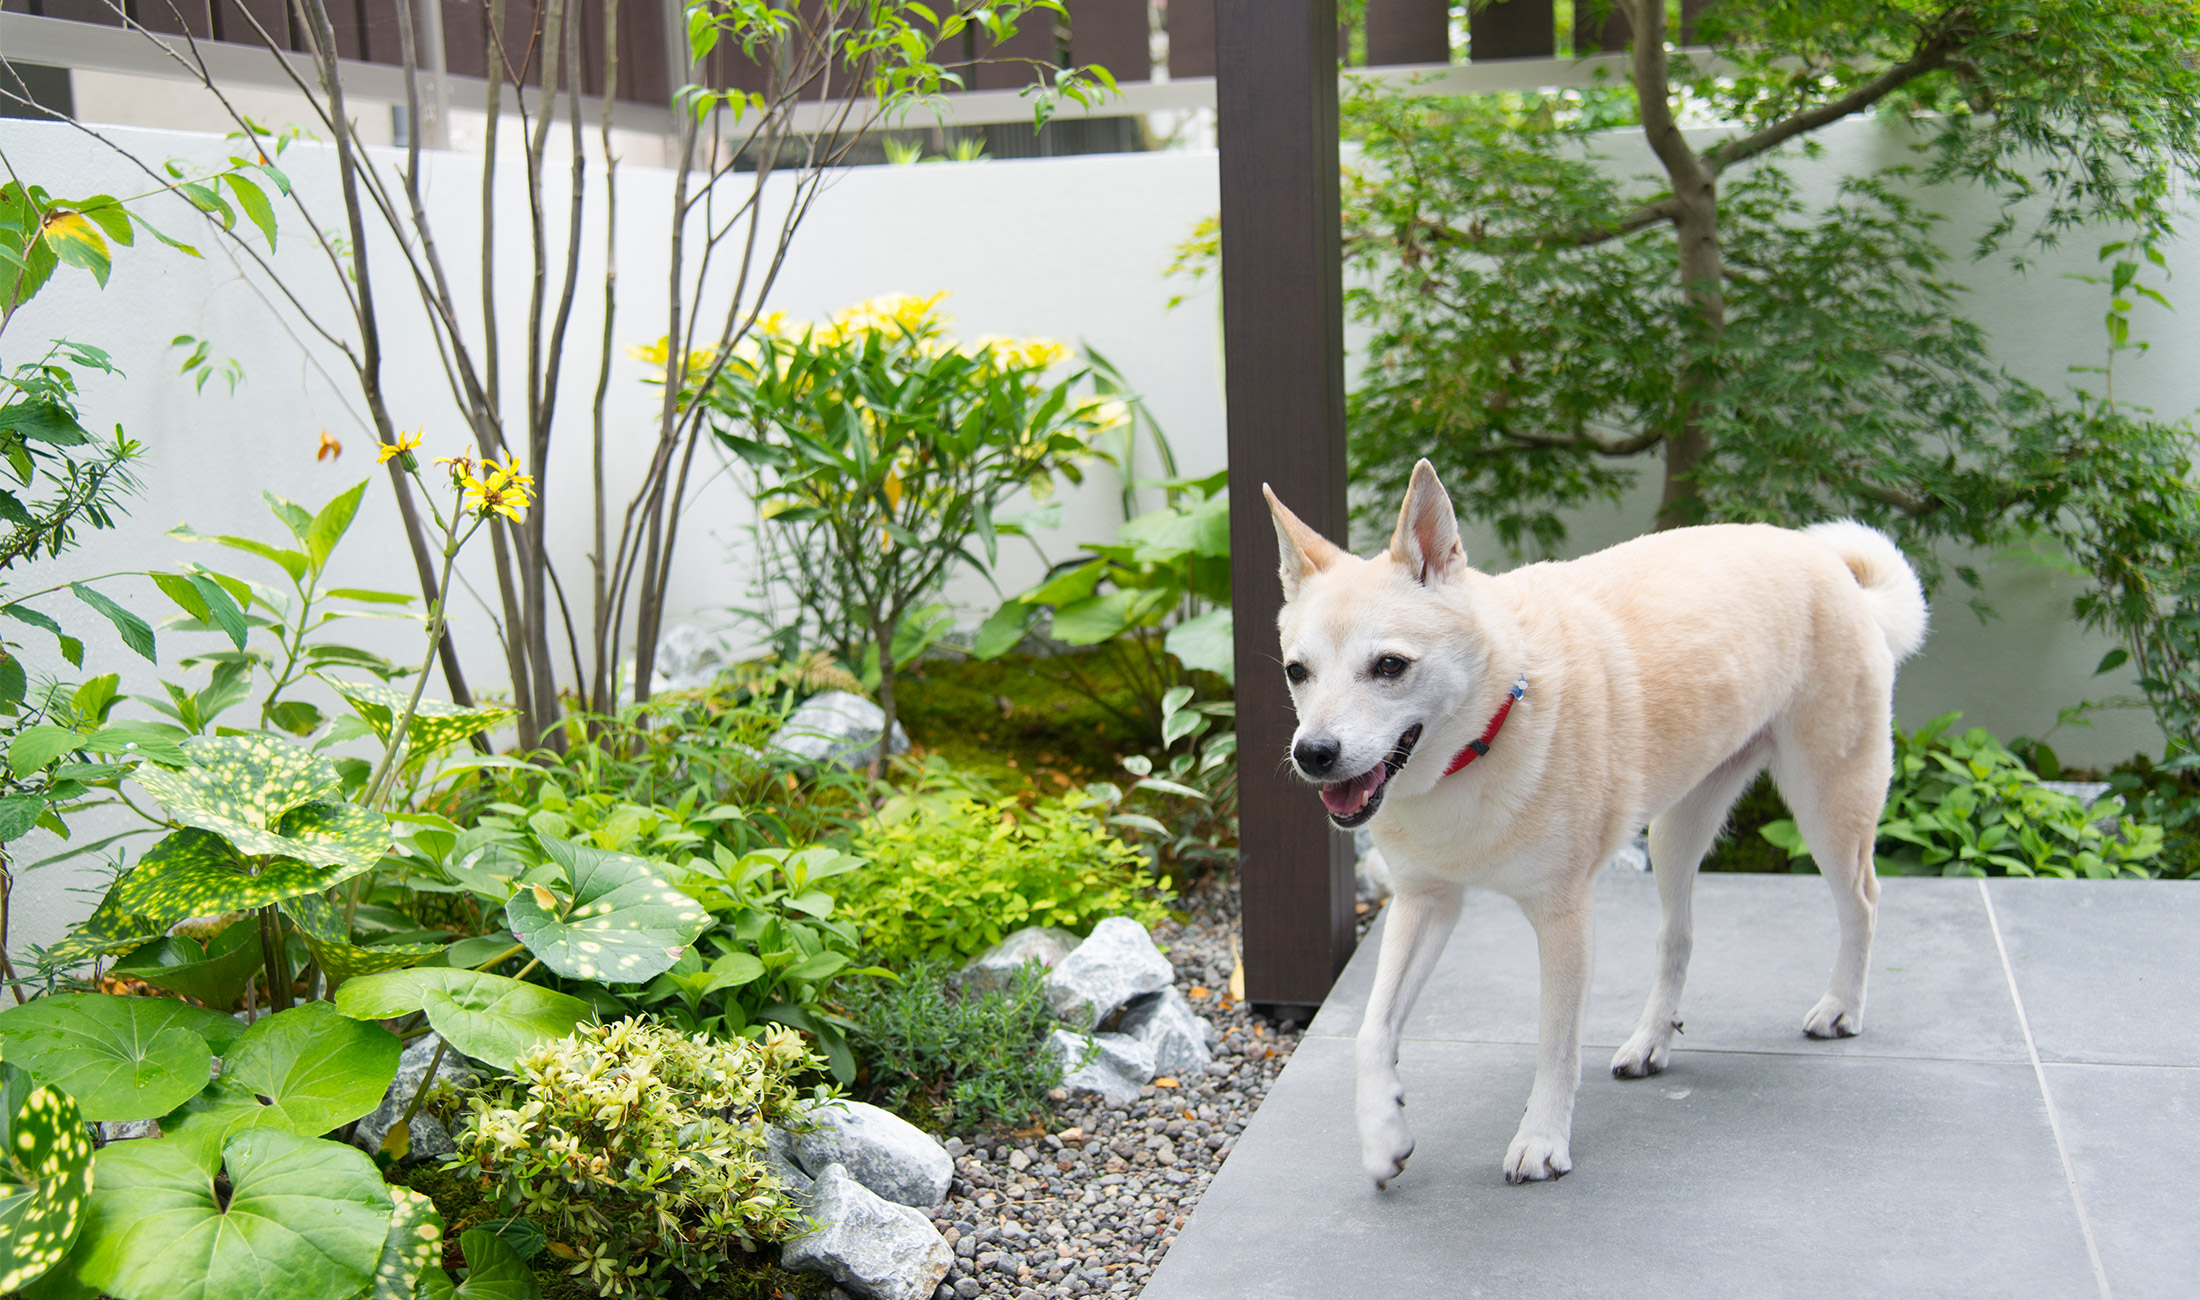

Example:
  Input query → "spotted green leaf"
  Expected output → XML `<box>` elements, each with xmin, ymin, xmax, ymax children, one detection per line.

<box><xmin>371</xmin><ymin>1186</ymin><xmax>444</xmax><ymax>1300</ymax></box>
<box><xmin>415</xmin><ymin>1226</ymin><xmax>541</xmax><ymax>1300</ymax></box>
<box><xmin>36</xmin><ymin>893</ymin><xmax>162</xmax><ymax>967</ymax></box>
<box><xmin>0</xmin><ymin>1063</ymin><xmax>94</xmax><ymax>1293</ymax></box>
<box><xmin>109</xmin><ymin>918</ymin><xmax>263</xmax><ymax>1010</ymax></box>
<box><xmin>325</xmin><ymin>678</ymin><xmax>517</xmax><ymax>758</ymax></box>
<box><xmin>132</xmin><ymin>735</ymin><xmax>388</xmax><ymax>873</ymax></box>
<box><xmin>0</xmin><ymin>993</ymin><xmax>240</xmax><ymax>1122</ymax></box>
<box><xmin>280</xmin><ymin>894</ymin><xmax>441</xmax><ymax>985</ymax></box>
<box><xmin>161</xmin><ymin>1002</ymin><xmax>401</xmax><ymax>1163</ymax></box>
<box><xmin>111</xmin><ymin>828</ymin><xmax>361</xmax><ymax>928</ymax></box>
<box><xmin>506</xmin><ymin>838</ymin><xmax>710</xmax><ymax>985</ymax></box>
<box><xmin>73</xmin><ymin>1128</ymin><xmax>390</xmax><ymax>1300</ymax></box>
<box><xmin>334</xmin><ymin>969</ymin><xmax>591</xmax><ymax>1072</ymax></box>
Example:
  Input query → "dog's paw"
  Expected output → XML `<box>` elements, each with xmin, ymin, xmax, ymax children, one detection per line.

<box><xmin>1803</xmin><ymin>995</ymin><xmax>1863</xmax><ymax>1040</ymax></box>
<box><xmin>1609</xmin><ymin>1030</ymin><xmax>1671</xmax><ymax>1079</ymax></box>
<box><xmin>1502</xmin><ymin>1127</ymin><xmax>1572</xmax><ymax>1184</ymax></box>
<box><xmin>1359</xmin><ymin>1090</ymin><xmax>1415</xmax><ymax>1190</ymax></box>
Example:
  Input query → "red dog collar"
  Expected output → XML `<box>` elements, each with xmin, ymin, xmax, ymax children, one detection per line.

<box><xmin>1442</xmin><ymin>674</ymin><xmax>1528</xmax><ymax>777</ymax></box>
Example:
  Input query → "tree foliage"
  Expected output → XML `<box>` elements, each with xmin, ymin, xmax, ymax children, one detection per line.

<box><xmin>1341</xmin><ymin>0</ymin><xmax>2200</xmax><ymax>753</ymax></box>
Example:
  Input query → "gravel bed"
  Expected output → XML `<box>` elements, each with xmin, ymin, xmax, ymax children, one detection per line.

<box><xmin>905</xmin><ymin>884</ymin><xmax>1311</xmax><ymax>1300</ymax></box>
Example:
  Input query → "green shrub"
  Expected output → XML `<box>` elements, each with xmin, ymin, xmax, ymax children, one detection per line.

<box><xmin>450</xmin><ymin>1017</ymin><xmax>820</xmax><ymax>1299</ymax></box>
<box><xmin>1757</xmin><ymin>712</ymin><xmax>2166</xmax><ymax>878</ymax></box>
<box><xmin>846</xmin><ymin>959</ymin><xmax>1065</xmax><ymax>1132</ymax></box>
<box><xmin>847</xmin><ymin>790</ymin><xmax>1170</xmax><ymax>964</ymax></box>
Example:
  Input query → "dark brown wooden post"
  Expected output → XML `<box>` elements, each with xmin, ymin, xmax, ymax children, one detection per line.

<box><xmin>1215</xmin><ymin>0</ymin><xmax>1356</xmax><ymax>1019</ymax></box>
<box><xmin>1467</xmin><ymin>0</ymin><xmax>1553</xmax><ymax>60</ymax></box>
<box><xmin>1362</xmin><ymin>0</ymin><xmax>1450</xmax><ymax>66</ymax></box>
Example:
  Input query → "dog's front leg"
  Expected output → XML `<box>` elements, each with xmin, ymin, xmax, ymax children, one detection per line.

<box><xmin>1506</xmin><ymin>893</ymin><xmax>1594</xmax><ymax>1183</ymax></box>
<box><xmin>1355</xmin><ymin>882</ymin><xmax>1464</xmax><ymax>1189</ymax></box>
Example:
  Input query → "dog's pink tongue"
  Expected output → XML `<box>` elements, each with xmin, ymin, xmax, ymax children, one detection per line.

<box><xmin>1321</xmin><ymin>766</ymin><xmax>1386</xmax><ymax>816</ymax></box>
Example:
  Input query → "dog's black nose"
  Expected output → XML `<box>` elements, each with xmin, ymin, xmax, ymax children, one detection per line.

<box><xmin>1294</xmin><ymin>737</ymin><xmax>1340</xmax><ymax>776</ymax></box>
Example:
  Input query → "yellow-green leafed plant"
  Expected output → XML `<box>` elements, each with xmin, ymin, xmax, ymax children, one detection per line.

<box><xmin>698</xmin><ymin>291</ymin><xmax>1128</xmax><ymax>756</ymax></box>
<box><xmin>847</xmin><ymin>790</ymin><xmax>1171</xmax><ymax>964</ymax></box>
<box><xmin>451</xmin><ymin>1017</ymin><xmax>820</xmax><ymax>1299</ymax></box>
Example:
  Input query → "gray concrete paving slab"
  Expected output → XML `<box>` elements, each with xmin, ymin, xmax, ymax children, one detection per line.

<box><xmin>1145</xmin><ymin>1035</ymin><xmax>2099</xmax><ymax>1300</ymax></box>
<box><xmin>1986</xmin><ymin>880</ymin><xmax>2200</xmax><ymax>1066</ymax></box>
<box><xmin>2043</xmin><ymin>1062</ymin><xmax>2200</xmax><ymax>1300</ymax></box>
<box><xmin>1311</xmin><ymin>872</ymin><xmax>2027</xmax><ymax>1065</ymax></box>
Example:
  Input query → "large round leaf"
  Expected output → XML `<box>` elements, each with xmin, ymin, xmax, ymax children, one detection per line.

<box><xmin>324</xmin><ymin>678</ymin><xmax>517</xmax><ymax>758</ymax></box>
<box><xmin>74</xmin><ymin>1128</ymin><xmax>390</xmax><ymax>1300</ymax></box>
<box><xmin>110</xmin><ymin>919</ymin><xmax>263</xmax><ymax>1009</ymax></box>
<box><xmin>161</xmin><ymin>1003</ymin><xmax>401</xmax><ymax>1160</ymax></box>
<box><xmin>280</xmin><ymin>894</ymin><xmax>440</xmax><ymax>985</ymax></box>
<box><xmin>335</xmin><ymin>969</ymin><xmax>591</xmax><ymax>1071</ymax></box>
<box><xmin>111</xmin><ymin>827</ymin><xmax>369</xmax><ymax>928</ymax></box>
<box><xmin>0</xmin><ymin>994</ymin><xmax>240</xmax><ymax>1121</ymax></box>
<box><xmin>416</xmin><ymin>1226</ymin><xmax>540</xmax><ymax>1300</ymax></box>
<box><xmin>0</xmin><ymin>1063</ymin><xmax>94</xmax><ymax>1292</ymax></box>
<box><xmin>506</xmin><ymin>838</ymin><xmax>710</xmax><ymax>984</ymax></box>
<box><xmin>131</xmin><ymin>735</ymin><xmax>387</xmax><ymax>874</ymax></box>
<box><xmin>370</xmin><ymin>1186</ymin><xmax>445</xmax><ymax>1300</ymax></box>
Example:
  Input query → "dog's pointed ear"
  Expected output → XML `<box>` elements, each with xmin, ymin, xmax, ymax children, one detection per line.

<box><xmin>1388</xmin><ymin>459</ymin><xmax>1466</xmax><ymax>585</ymax></box>
<box><xmin>1264</xmin><ymin>483</ymin><xmax>1343</xmax><ymax>602</ymax></box>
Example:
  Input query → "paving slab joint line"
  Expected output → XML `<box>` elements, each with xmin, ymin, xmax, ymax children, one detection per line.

<box><xmin>1979</xmin><ymin>878</ymin><xmax>2114</xmax><ymax>1300</ymax></box>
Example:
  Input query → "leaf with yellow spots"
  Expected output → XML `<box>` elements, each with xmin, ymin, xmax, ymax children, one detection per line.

<box><xmin>370</xmin><ymin>1185</ymin><xmax>444</xmax><ymax>1300</ymax></box>
<box><xmin>322</xmin><ymin>678</ymin><xmax>516</xmax><ymax>757</ymax></box>
<box><xmin>0</xmin><ymin>1061</ymin><xmax>94</xmax><ymax>1293</ymax></box>
<box><xmin>504</xmin><ymin>837</ymin><xmax>711</xmax><ymax>985</ymax></box>
<box><xmin>131</xmin><ymin>735</ymin><xmax>389</xmax><ymax>875</ymax></box>
<box><xmin>279</xmin><ymin>894</ymin><xmax>441</xmax><ymax>985</ymax></box>
<box><xmin>109</xmin><ymin>827</ymin><xmax>366</xmax><ymax>929</ymax></box>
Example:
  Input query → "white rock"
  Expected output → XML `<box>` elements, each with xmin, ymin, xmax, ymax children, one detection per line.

<box><xmin>1049</xmin><ymin>1027</ymin><xmax>1154</xmax><ymax>1105</ymax></box>
<box><xmin>763</xmin><ymin>1124</ymin><xmax>813</xmax><ymax>1196</ymax></box>
<box><xmin>790</xmin><ymin>1100</ymin><xmax>953</xmax><ymax>1208</ymax></box>
<box><xmin>959</xmin><ymin>926</ymin><xmax>1082</xmax><ymax>996</ymax></box>
<box><xmin>1044</xmin><ymin>917</ymin><xmax>1174</xmax><ymax>1031</ymax></box>
<box><xmin>351</xmin><ymin>1033</ymin><xmax>479</xmax><ymax>1156</ymax></box>
<box><xmin>781</xmin><ymin>1164</ymin><xmax>954</xmax><ymax>1300</ymax></box>
<box><xmin>1117</xmin><ymin>987</ymin><xmax>1217</xmax><ymax>1078</ymax></box>
<box><xmin>650</xmin><ymin>623</ymin><xmax>735</xmax><ymax>693</ymax></box>
<box><xmin>768</xmin><ymin>691</ymin><xmax>914</xmax><ymax>770</ymax></box>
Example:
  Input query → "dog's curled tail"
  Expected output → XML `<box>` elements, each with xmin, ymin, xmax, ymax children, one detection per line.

<box><xmin>1805</xmin><ymin>519</ymin><xmax>1929</xmax><ymax>662</ymax></box>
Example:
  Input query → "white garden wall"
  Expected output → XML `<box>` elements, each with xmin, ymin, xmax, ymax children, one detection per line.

<box><xmin>0</xmin><ymin>108</ymin><xmax>2189</xmax><ymax>946</ymax></box>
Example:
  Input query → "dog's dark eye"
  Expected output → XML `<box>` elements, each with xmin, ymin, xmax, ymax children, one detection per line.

<box><xmin>1373</xmin><ymin>655</ymin><xmax>1410</xmax><ymax>679</ymax></box>
<box><xmin>1285</xmin><ymin>662</ymin><xmax>1309</xmax><ymax>685</ymax></box>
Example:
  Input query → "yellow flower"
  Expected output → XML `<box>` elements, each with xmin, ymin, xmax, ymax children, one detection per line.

<box><xmin>375</xmin><ymin>428</ymin><xmax>424</xmax><ymax>466</ymax></box>
<box><xmin>314</xmin><ymin>430</ymin><xmax>343</xmax><ymax>462</ymax></box>
<box><xmin>463</xmin><ymin>457</ymin><xmax>537</xmax><ymax>522</ymax></box>
<box><xmin>628</xmin><ymin>337</ymin><xmax>718</xmax><ymax>381</ymax></box>
<box><xmin>825</xmin><ymin>291</ymin><xmax>951</xmax><ymax>343</ymax></box>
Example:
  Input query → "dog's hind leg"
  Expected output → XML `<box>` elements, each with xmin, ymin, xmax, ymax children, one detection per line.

<box><xmin>1611</xmin><ymin>737</ymin><xmax>1770</xmax><ymax>1079</ymax></box>
<box><xmin>1770</xmin><ymin>732</ymin><xmax>1888</xmax><ymax>1039</ymax></box>
<box><xmin>1356</xmin><ymin>880</ymin><xmax>1465</xmax><ymax>1189</ymax></box>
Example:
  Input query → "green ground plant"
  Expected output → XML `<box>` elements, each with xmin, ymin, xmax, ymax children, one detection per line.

<box><xmin>845</xmin><ymin>959</ymin><xmax>1065</xmax><ymax>1133</ymax></box>
<box><xmin>848</xmin><ymin>788</ymin><xmax>1170</xmax><ymax>965</ymax></box>
<box><xmin>449</xmin><ymin>1017</ymin><xmax>821</xmax><ymax>1300</ymax></box>
<box><xmin>1742</xmin><ymin>713</ymin><xmax>2166</xmax><ymax>879</ymax></box>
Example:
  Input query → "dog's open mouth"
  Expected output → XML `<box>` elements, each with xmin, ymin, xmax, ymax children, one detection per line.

<box><xmin>1319</xmin><ymin>724</ymin><xmax>1423</xmax><ymax>829</ymax></box>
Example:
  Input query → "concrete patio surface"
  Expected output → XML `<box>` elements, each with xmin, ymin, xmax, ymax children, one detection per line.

<box><xmin>1144</xmin><ymin>873</ymin><xmax>2198</xmax><ymax>1300</ymax></box>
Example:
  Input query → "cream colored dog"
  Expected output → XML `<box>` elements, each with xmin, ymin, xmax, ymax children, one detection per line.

<box><xmin>1265</xmin><ymin>460</ymin><xmax>1927</xmax><ymax>1188</ymax></box>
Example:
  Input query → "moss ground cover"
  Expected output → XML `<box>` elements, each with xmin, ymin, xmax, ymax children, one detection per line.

<box><xmin>892</xmin><ymin>648</ymin><xmax>1163</xmax><ymax>792</ymax></box>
